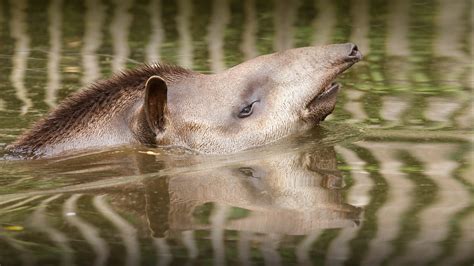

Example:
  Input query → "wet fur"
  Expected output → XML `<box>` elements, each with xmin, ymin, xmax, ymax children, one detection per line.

<box><xmin>7</xmin><ymin>64</ymin><xmax>192</xmax><ymax>158</ymax></box>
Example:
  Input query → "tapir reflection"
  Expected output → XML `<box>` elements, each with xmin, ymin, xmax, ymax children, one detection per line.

<box><xmin>108</xmin><ymin>146</ymin><xmax>362</xmax><ymax>237</ymax></box>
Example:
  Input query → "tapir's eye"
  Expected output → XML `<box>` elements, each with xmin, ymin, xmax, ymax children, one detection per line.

<box><xmin>238</xmin><ymin>100</ymin><xmax>259</xmax><ymax>118</ymax></box>
<box><xmin>238</xmin><ymin>167</ymin><xmax>255</xmax><ymax>177</ymax></box>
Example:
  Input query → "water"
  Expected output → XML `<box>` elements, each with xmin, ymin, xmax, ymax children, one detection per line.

<box><xmin>0</xmin><ymin>0</ymin><xmax>472</xmax><ymax>265</ymax></box>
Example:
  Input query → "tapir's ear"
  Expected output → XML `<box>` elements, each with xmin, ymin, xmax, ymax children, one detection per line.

<box><xmin>144</xmin><ymin>76</ymin><xmax>168</xmax><ymax>132</ymax></box>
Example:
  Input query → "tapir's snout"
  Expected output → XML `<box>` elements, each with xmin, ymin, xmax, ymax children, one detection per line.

<box><xmin>292</xmin><ymin>43</ymin><xmax>363</xmax><ymax>124</ymax></box>
<box><xmin>328</xmin><ymin>43</ymin><xmax>363</xmax><ymax>63</ymax></box>
<box><xmin>345</xmin><ymin>43</ymin><xmax>363</xmax><ymax>62</ymax></box>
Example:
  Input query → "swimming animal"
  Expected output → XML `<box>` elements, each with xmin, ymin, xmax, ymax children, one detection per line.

<box><xmin>6</xmin><ymin>43</ymin><xmax>362</xmax><ymax>158</ymax></box>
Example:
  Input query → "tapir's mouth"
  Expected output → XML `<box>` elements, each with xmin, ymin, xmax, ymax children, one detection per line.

<box><xmin>302</xmin><ymin>81</ymin><xmax>341</xmax><ymax>123</ymax></box>
<box><xmin>316</xmin><ymin>82</ymin><xmax>340</xmax><ymax>100</ymax></box>
<box><xmin>305</xmin><ymin>81</ymin><xmax>340</xmax><ymax>108</ymax></box>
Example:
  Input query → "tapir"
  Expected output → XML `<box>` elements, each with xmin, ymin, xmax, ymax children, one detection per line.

<box><xmin>6</xmin><ymin>43</ymin><xmax>362</xmax><ymax>158</ymax></box>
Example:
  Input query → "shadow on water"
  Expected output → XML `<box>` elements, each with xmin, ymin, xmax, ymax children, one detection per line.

<box><xmin>0</xmin><ymin>0</ymin><xmax>472</xmax><ymax>265</ymax></box>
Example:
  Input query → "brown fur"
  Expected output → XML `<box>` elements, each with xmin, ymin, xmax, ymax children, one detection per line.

<box><xmin>7</xmin><ymin>64</ymin><xmax>192</xmax><ymax>157</ymax></box>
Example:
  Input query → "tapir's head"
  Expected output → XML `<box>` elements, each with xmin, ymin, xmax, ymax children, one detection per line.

<box><xmin>142</xmin><ymin>43</ymin><xmax>362</xmax><ymax>153</ymax></box>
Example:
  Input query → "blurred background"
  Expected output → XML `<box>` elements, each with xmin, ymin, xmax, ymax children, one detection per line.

<box><xmin>0</xmin><ymin>0</ymin><xmax>472</xmax><ymax>265</ymax></box>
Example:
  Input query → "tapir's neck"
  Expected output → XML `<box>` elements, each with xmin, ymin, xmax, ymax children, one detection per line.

<box><xmin>7</xmin><ymin>64</ymin><xmax>192</xmax><ymax>158</ymax></box>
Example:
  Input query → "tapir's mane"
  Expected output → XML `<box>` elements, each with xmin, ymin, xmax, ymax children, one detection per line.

<box><xmin>8</xmin><ymin>63</ymin><xmax>193</xmax><ymax>156</ymax></box>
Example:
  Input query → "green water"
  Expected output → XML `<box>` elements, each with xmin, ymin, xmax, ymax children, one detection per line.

<box><xmin>0</xmin><ymin>0</ymin><xmax>473</xmax><ymax>265</ymax></box>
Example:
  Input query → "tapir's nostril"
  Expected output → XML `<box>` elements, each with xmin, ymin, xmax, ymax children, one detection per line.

<box><xmin>346</xmin><ymin>43</ymin><xmax>362</xmax><ymax>61</ymax></box>
<box><xmin>348</xmin><ymin>44</ymin><xmax>359</xmax><ymax>57</ymax></box>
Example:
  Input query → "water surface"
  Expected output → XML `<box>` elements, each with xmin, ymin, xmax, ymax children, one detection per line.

<box><xmin>0</xmin><ymin>0</ymin><xmax>472</xmax><ymax>265</ymax></box>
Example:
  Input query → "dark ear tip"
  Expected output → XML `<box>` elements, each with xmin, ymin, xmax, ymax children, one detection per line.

<box><xmin>146</xmin><ymin>75</ymin><xmax>166</xmax><ymax>88</ymax></box>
